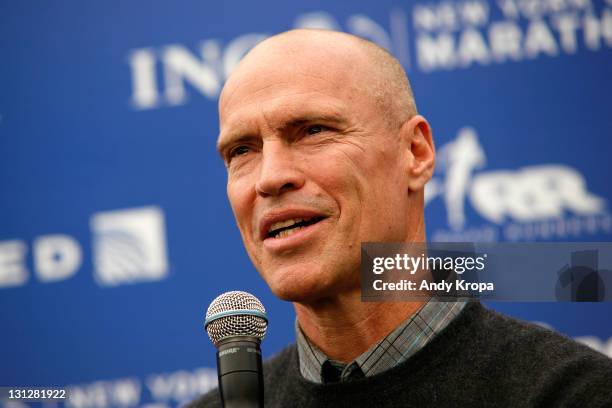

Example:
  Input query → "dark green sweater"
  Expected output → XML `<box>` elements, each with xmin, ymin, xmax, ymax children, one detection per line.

<box><xmin>190</xmin><ymin>303</ymin><xmax>612</xmax><ymax>407</ymax></box>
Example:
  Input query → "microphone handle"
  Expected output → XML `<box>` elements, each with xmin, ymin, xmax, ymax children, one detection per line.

<box><xmin>217</xmin><ymin>336</ymin><xmax>264</xmax><ymax>408</ymax></box>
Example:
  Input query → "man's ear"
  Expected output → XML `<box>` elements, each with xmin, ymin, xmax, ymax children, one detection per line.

<box><xmin>400</xmin><ymin>115</ymin><xmax>435</xmax><ymax>192</ymax></box>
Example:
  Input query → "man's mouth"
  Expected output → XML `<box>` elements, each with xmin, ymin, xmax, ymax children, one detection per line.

<box><xmin>266</xmin><ymin>217</ymin><xmax>324</xmax><ymax>239</ymax></box>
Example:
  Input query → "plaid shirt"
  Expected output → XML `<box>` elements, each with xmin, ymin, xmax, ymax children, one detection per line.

<box><xmin>295</xmin><ymin>300</ymin><xmax>466</xmax><ymax>383</ymax></box>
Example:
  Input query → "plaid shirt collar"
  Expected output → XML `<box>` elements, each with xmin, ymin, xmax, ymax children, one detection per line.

<box><xmin>295</xmin><ymin>299</ymin><xmax>466</xmax><ymax>383</ymax></box>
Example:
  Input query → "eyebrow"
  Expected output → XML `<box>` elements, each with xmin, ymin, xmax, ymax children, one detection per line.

<box><xmin>217</xmin><ymin>111</ymin><xmax>349</xmax><ymax>156</ymax></box>
<box><xmin>216</xmin><ymin>134</ymin><xmax>258</xmax><ymax>160</ymax></box>
<box><xmin>276</xmin><ymin>113</ymin><xmax>347</xmax><ymax>132</ymax></box>
<box><xmin>216</xmin><ymin>131</ymin><xmax>252</xmax><ymax>159</ymax></box>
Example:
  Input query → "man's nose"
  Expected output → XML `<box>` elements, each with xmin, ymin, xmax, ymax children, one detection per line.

<box><xmin>255</xmin><ymin>141</ymin><xmax>305</xmax><ymax>197</ymax></box>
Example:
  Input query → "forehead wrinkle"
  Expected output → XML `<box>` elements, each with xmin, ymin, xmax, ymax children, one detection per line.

<box><xmin>220</xmin><ymin>79</ymin><xmax>293</xmax><ymax>120</ymax></box>
<box><xmin>260</xmin><ymin>96</ymin><xmax>349</xmax><ymax>132</ymax></box>
<box><xmin>222</xmin><ymin>67</ymin><xmax>351</xmax><ymax>116</ymax></box>
<box><xmin>224</xmin><ymin>88</ymin><xmax>349</xmax><ymax>128</ymax></box>
<box><xmin>217</xmin><ymin>96</ymin><xmax>349</xmax><ymax>154</ymax></box>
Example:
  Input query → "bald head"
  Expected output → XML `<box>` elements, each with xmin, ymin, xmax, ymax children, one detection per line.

<box><xmin>220</xmin><ymin>29</ymin><xmax>417</xmax><ymax>131</ymax></box>
<box><xmin>217</xmin><ymin>28</ymin><xmax>435</xmax><ymax>304</ymax></box>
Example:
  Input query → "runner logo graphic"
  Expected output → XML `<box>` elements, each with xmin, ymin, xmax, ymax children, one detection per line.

<box><xmin>426</xmin><ymin>128</ymin><xmax>609</xmax><ymax>241</ymax></box>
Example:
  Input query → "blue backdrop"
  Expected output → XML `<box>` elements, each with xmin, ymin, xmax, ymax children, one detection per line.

<box><xmin>1</xmin><ymin>1</ymin><xmax>611</xmax><ymax>407</ymax></box>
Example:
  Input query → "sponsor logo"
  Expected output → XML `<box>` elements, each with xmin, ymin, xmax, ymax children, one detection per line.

<box><xmin>91</xmin><ymin>207</ymin><xmax>169</xmax><ymax>287</ymax></box>
<box><xmin>413</xmin><ymin>0</ymin><xmax>612</xmax><ymax>71</ymax></box>
<box><xmin>127</xmin><ymin>2</ymin><xmax>612</xmax><ymax>110</ymax></box>
<box><xmin>126</xmin><ymin>9</ymin><xmax>410</xmax><ymax>110</ymax></box>
<box><xmin>426</xmin><ymin>128</ymin><xmax>610</xmax><ymax>242</ymax></box>
<box><xmin>0</xmin><ymin>206</ymin><xmax>169</xmax><ymax>289</ymax></box>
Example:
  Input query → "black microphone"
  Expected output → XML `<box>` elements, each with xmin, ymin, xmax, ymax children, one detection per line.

<box><xmin>205</xmin><ymin>291</ymin><xmax>268</xmax><ymax>408</ymax></box>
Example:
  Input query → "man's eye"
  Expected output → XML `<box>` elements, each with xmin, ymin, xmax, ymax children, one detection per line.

<box><xmin>306</xmin><ymin>125</ymin><xmax>326</xmax><ymax>135</ymax></box>
<box><xmin>228</xmin><ymin>145</ymin><xmax>250</xmax><ymax>159</ymax></box>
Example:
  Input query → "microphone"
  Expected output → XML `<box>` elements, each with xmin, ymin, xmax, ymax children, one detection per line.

<box><xmin>205</xmin><ymin>291</ymin><xmax>268</xmax><ymax>408</ymax></box>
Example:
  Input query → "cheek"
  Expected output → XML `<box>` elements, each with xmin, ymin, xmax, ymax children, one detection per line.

<box><xmin>308</xmin><ymin>153</ymin><xmax>359</xmax><ymax>198</ymax></box>
<box><xmin>227</xmin><ymin>180</ymin><xmax>265</xmax><ymax>268</ymax></box>
<box><xmin>227</xmin><ymin>179</ymin><xmax>255</xmax><ymax>235</ymax></box>
<box><xmin>322</xmin><ymin>148</ymin><xmax>403</xmax><ymax>235</ymax></box>
<box><xmin>305</xmin><ymin>151</ymin><xmax>366</xmax><ymax>232</ymax></box>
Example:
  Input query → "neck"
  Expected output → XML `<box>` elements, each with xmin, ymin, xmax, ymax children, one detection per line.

<box><xmin>295</xmin><ymin>212</ymin><xmax>428</xmax><ymax>363</ymax></box>
<box><xmin>294</xmin><ymin>289</ymin><xmax>425</xmax><ymax>363</ymax></box>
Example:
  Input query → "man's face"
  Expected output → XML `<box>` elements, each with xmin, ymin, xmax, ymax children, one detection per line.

<box><xmin>217</xmin><ymin>41</ymin><xmax>417</xmax><ymax>302</ymax></box>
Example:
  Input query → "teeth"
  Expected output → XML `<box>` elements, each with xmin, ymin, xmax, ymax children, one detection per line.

<box><xmin>276</xmin><ymin>226</ymin><xmax>304</xmax><ymax>238</ymax></box>
<box><xmin>269</xmin><ymin>218</ymin><xmax>306</xmax><ymax>233</ymax></box>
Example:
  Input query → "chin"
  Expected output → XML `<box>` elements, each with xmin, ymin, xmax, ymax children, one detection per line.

<box><xmin>261</xmin><ymin>260</ymin><xmax>357</xmax><ymax>303</ymax></box>
<box><xmin>263</xmin><ymin>262</ymin><xmax>329</xmax><ymax>302</ymax></box>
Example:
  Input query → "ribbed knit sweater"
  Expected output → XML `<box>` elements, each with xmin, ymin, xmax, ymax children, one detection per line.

<box><xmin>189</xmin><ymin>303</ymin><xmax>612</xmax><ymax>407</ymax></box>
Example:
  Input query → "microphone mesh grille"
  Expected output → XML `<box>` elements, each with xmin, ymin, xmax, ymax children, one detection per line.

<box><xmin>205</xmin><ymin>291</ymin><xmax>267</xmax><ymax>346</ymax></box>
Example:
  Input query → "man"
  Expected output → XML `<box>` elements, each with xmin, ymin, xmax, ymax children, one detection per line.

<box><xmin>192</xmin><ymin>29</ymin><xmax>612</xmax><ymax>407</ymax></box>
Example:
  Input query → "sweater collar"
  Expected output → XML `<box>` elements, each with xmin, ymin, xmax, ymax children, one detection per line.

<box><xmin>295</xmin><ymin>299</ymin><xmax>466</xmax><ymax>383</ymax></box>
